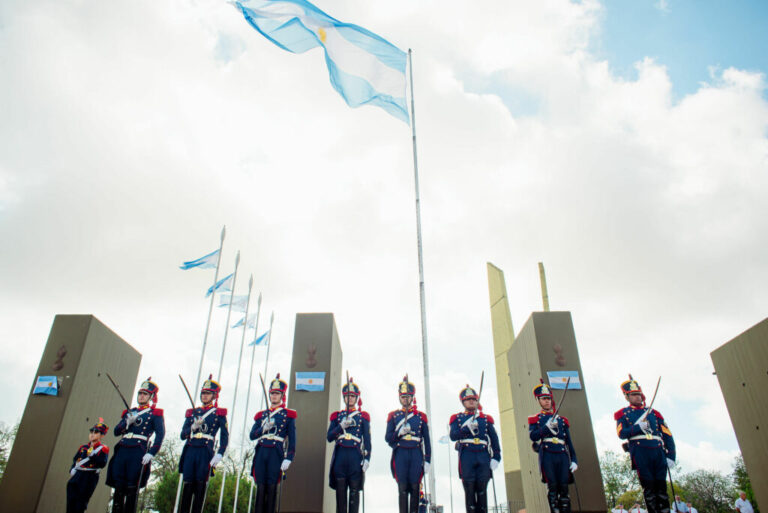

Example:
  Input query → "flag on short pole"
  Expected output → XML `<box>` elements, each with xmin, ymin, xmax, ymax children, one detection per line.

<box><xmin>179</xmin><ymin>249</ymin><xmax>220</xmax><ymax>270</ymax></box>
<box><xmin>248</xmin><ymin>330</ymin><xmax>270</xmax><ymax>346</ymax></box>
<box><xmin>234</xmin><ymin>0</ymin><xmax>409</xmax><ymax>123</ymax></box>
<box><xmin>232</xmin><ymin>313</ymin><xmax>259</xmax><ymax>329</ymax></box>
<box><xmin>206</xmin><ymin>272</ymin><xmax>234</xmax><ymax>297</ymax></box>
<box><xmin>220</xmin><ymin>294</ymin><xmax>250</xmax><ymax>312</ymax></box>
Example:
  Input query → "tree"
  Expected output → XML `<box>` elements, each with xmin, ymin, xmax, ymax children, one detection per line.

<box><xmin>0</xmin><ymin>421</ymin><xmax>19</xmax><ymax>479</ymax></box>
<box><xmin>732</xmin><ymin>455</ymin><xmax>759</xmax><ymax>513</ymax></box>
<box><xmin>151</xmin><ymin>469</ymin><xmax>252</xmax><ymax>513</ymax></box>
<box><xmin>678</xmin><ymin>469</ymin><xmax>735</xmax><ymax>513</ymax></box>
<box><xmin>601</xmin><ymin>450</ymin><xmax>640</xmax><ymax>508</ymax></box>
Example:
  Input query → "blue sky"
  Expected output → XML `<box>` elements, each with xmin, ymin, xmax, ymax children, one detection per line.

<box><xmin>595</xmin><ymin>0</ymin><xmax>768</xmax><ymax>98</ymax></box>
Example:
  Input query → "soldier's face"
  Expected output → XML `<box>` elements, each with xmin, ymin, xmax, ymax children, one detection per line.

<box><xmin>88</xmin><ymin>431</ymin><xmax>103</xmax><ymax>443</ymax></box>
<box><xmin>344</xmin><ymin>394</ymin><xmax>357</xmax><ymax>407</ymax></box>
<box><xmin>628</xmin><ymin>392</ymin><xmax>643</xmax><ymax>406</ymax></box>
<box><xmin>463</xmin><ymin>398</ymin><xmax>478</xmax><ymax>411</ymax></box>
<box><xmin>538</xmin><ymin>397</ymin><xmax>553</xmax><ymax>411</ymax></box>
<box><xmin>270</xmin><ymin>391</ymin><xmax>282</xmax><ymax>406</ymax></box>
<box><xmin>137</xmin><ymin>391</ymin><xmax>150</xmax><ymax>405</ymax></box>
<box><xmin>399</xmin><ymin>395</ymin><xmax>412</xmax><ymax>407</ymax></box>
<box><xmin>201</xmin><ymin>391</ymin><xmax>214</xmax><ymax>405</ymax></box>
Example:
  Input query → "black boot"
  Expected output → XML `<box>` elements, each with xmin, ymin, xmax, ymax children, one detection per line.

<box><xmin>641</xmin><ymin>480</ymin><xmax>658</xmax><ymax>513</ymax></box>
<box><xmin>179</xmin><ymin>482</ymin><xmax>194</xmax><ymax>513</ymax></box>
<box><xmin>558</xmin><ymin>484</ymin><xmax>571</xmax><ymax>513</ymax></box>
<box><xmin>462</xmin><ymin>480</ymin><xmax>477</xmax><ymax>512</ymax></box>
<box><xmin>398</xmin><ymin>482</ymin><xmax>409</xmax><ymax>513</ymax></box>
<box><xmin>112</xmin><ymin>488</ymin><xmax>126</xmax><ymax>513</ymax></box>
<box><xmin>255</xmin><ymin>484</ymin><xmax>267</xmax><ymax>513</ymax></box>
<box><xmin>408</xmin><ymin>483</ymin><xmax>420</xmax><ymax>513</ymax></box>
<box><xmin>348</xmin><ymin>479</ymin><xmax>362</xmax><ymax>513</ymax></box>
<box><xmin>123</xmin><ymin>486</ymin><xmax>138</xmax><ymax>513</ymax></box>
<box><xmin>336</xmin><ymin>479</ymin><xmax>349</xmax><ymax>513</ymax></box>
<box><xmin>265</xmin><ymin>483</ymin><xmax>278</xmax><ymax>513</ymax></box>
<box><xmin>656</xmin><ymin>480</ymin><xmax>670</xmax><ymax>513</ymax></box>
<box><xmin>191</xmin><ymin>482</ymin><xmax>207</xmax><ymax>513</ymax></box>
<box><xmin>476</xmin><ymin>480</ymin><xmax>489</xmax><ymax>513</ymax></box>
<box><xmin>547</xmin><ymin>484</ymin><xmax>560</xmax><ymax>513</ymax></box>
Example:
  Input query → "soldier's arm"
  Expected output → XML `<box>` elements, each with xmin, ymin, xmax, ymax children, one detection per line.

<box><xmin>362</xmin><ymin>413</ymin><xmax>372</xmax><ymax>460</ymax></box>
<box><xmin>486</xmin><ymin>416</ymin><xmax>501</xmax><ymax>461</ymax></box>
<box><xmin>285</xmin><ymin>411</ymin><xmax>297</xmax><ymax>461</ymax></box>
<box><xmin>615</xmin><ymin>410</ymin><xmax>640</xmax><ymax>440</ymax></box>
<box><xmin>250</xmin><ymin>412</ymin><xmax>262</xmax><ymax>440</ymax></box>
<box><xmin>70</xmin><ymin>448</ymin><xmax>80</xmax><ymax>471</ymax></box>
<box><xmin>384</xmin><ymin>412</ymin><xmax>396</xmax><ymax>446</ymax></box>
<box><xmin>421</xmin><ymin>414</ymin><xmax>431</xmax><ymax>463</ymax></box>
<box><xmin>655</xmin><ymin>410</ymin><xmax>676</xmax><ymax>460</ymax></box>
<box><xmin>93</xmin><ymin>446</ymin><xmax>110</xmax><ymax>468</ymax></box>
<box><xmin>114</xmin><ymin>410</ymin><xmax>129</xmax><ymax>436</ymax></box>
<box><xmin>327</xmin><ymin>411</ymin><xmax>342</xmax><ymax>442</ymax></box>
<box><xmin>180</xmin><ymin>410</ymin><xmax>193</xmax><ymax>440</ymax></box>
<box><xmin>563</xmin><ymin>420</ymin><xmax>578</xmax><ymax>464</ymax></box>
<box><xmin>529</xmin><ymin>415</ymin><xmax>545</xmax><ymax>441</ymax></box>
<box><xmin>149</xmin><ymin>409</ymin><xmax>165</xmax><ymax>456</ymax></box>
<box><xmin>216</xmin><ymin>410</ymin><xmax>229</xmax><ymax>455</ymax></box>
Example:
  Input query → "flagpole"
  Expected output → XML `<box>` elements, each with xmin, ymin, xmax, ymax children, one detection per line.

<box><xmin>408</xmin><ymin>48</ymin><xmax>437</xmax><ymax>508</ymax></box>
<box><xmin>217</xmin><ymin>251</ymin><xmax>241</xmax><ymax>381</ymax></box>
<box><xmin>231</xmin><ymin>282</ymin><xmax>260</xmax><ymax>513</ymax></box>
<box><xmin>240</xmin><ymin>299</ymin><xmax>264</xmax><ymax>444</ymax></box>
<box><xmin>194</xmin><ymin>225</ymin><xmax>226</xmax><ymax>394</ymax></box>
<box><xmin>259</xmin><ymin>312</ymin><xmax>275</xmax><ymax>410</ymax></box>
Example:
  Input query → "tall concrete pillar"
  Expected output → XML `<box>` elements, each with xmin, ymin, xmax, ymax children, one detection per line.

<box><xmin>508</xmin><ymin>312</ymin><xmax>606</xmax><ymax>513</ymax></box>
<box><xmin>487</xmin><ymin>263</ymin><xmax>525</xmax><ymax>507</ymax></box>
<box><xmin>0</xmin><ymin>315</ymin><xmax>141</xmax><ymax>513</ymax></box>
<box><xmin>281</xmin><ymin>313</ymin><xmax>343</xmax><ymax>513</ymax></box>
<box><xmin>711</xmin><ymin>317</ymin><xmax>768</xmax><ymax>510</ymax></box>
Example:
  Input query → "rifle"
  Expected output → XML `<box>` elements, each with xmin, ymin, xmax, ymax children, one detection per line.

<box><xmin>105</xmin><ymin>373</ymin><xmax>130</xmax><ymax>410</ymax></box>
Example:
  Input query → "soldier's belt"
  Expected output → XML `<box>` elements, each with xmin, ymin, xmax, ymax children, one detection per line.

<box><xmin>630</xmin><ymin>435</ymin><xmax>662</xmax><ymax>442</ymax></box>
<box><xmin>258</xmin><ymin>434</ymin><xmax>285</xmax><ymax>442</ymax></box>
<box><xmin>399</xmin><ymin>435</ymin><xmax>421</xmax><ymax>442</ymax></box>
<box><xmin>542</xmin><ymin>438</ymin><xmax>564</xmax><ymax>444</ymax></box>
<box><xmin>337</xmin><ymin>433</ymin><xmax>362</xmax><ymax>443</ymax></box>
<box><xmin>75</xmin><ymin>467</ymin><xmax>100</xmax><ymax>473</ymax></box>
<box><xmin>122</xmin><ymin>433</ymin><xmax>148</xmax><ymax>441</ymax></box>
<box><xmin>192</xmin><ymin>433</ymin><xmax>214</xmax><ymax>440</ymax></box>
<box><xmin>459</xmin><ymin>438</ymin><xmax>488</xmax><ymax>445</ymax></box>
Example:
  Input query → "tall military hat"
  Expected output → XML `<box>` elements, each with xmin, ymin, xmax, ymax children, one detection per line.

<box><xmin>90</xmin><ymin>417</ymin><xmax>108</xmax><ymax>435</ymax></box>
<box><xmin>202</xmin><ymin>374</ymin><xmax>222</xmax><ymax>406</ymax></box>
<box><xmin>269</xmin><ymin>373</ymin><xmax>288</xmax><ymax>407</ymax></box>
<box><xmin>138</xmin><ymin>377</ymin><xmax>159</xmax><ymax>405</ymax></box>
<box><xmin>398</xmin><ymin>375</ymin><xmax>415</xmax><ymax>396</ymax></box>
<box><xmin>459</xmin><ymin>384</ymin><xmax>478</xmax><ymax>402</ymax></box>
<box><xmin>620</xmin><ymin>374</ymin><xmax>645</xmax><ymax>401</ymax></box>
<box><xmin>533</xmin><ymin>379</ymin><xmax>555</xmax><ymax>408</ymax></box>
<box><xmin>342</xmin><ymin>379</ymin><xmax>360</xmax><ymax>397</ymax></box>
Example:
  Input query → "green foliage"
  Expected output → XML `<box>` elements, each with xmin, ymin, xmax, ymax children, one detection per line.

<box><xmin>150</xmin><ymin>469</ymin><xmax>253</xmax><ymax>513</ymax></box>
<box><xmin>732</xmin><ymin>455</ymin><xmax>759</xmax><ymax>513</ymax></box>
<box><xmin>675</xmin><ymin>469</ymin><xmax>735</xmax><ymax>513</ymax></box>
<box><xmin>0</xmin><ymin>421</ymin><xmax>19</xmax><ymax>479</ymax></box>
<box><xmin>616</xmin><ymin>489</ymin><xmax>644</xmax><ymax>509</ymax></box>
<box><xmin>600</xmin><ymin>450</ymin><xmax>639</xmax><ymax>508</ymax></box>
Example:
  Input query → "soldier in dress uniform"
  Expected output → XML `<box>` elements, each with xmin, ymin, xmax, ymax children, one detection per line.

<box><xmin>67</xmin><ymin>418</ymin><xmax>109</xmax><ymax>513</ymax></box>
<box><xmin>528</xmin><ymin>380</ymin><xmax>577</xmax><ymax>513</ymax></box>
<box><xmin>178</xmin><ymin>375</ymin><xmax>229</xmax><ymax>513</ymax></box>
<box><xmin>615</xmin><ymin>375</ymin><xmax>676</xmax><ymax>513</ymax></box>
<box><xmin>385</xmin><ymin>376</ymin><xmax>432</xmax><ymax>513</ymax></box>
<box><xmin>106</xmin><ymin>377</ymin><xmax>165</xmax><ymax>513</ymax></box>
<box><xmin>250</xmin><ymin>373</ymin><xmax>296</xmax><ymax>513</ymax></box>
<box><xmin>449</xmin><ymin>385</ymin><xmax>501</xmax><ymax>513</ymax></box>
<box><xmin>327</xmin><ymin>378</ymin><xmax>371</xmax><ymax>513</ymax></box>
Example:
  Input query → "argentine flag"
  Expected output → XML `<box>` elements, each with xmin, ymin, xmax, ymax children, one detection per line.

<box><xmin>220</xmin><ymin>294</ymin><xmax>250</xmax><ymax>312</ymax></box>
<box><xmin>249</xmin><ymin>330</ymin><xmax>270</xmax><ymax>346</ymax></box>
<box><xmin>180</xmin><ymin>249</ymin><xmax>220</xmax><ymax>270</ymax></box>
<box><xmin>232</xmin><ymin>313</ymin><xmax>258</xmax><ymax>329</ymax></box>
<box><xmin>206</xmin><ymin>272</ymin><xmax>234</xmax><ymax>297</ymax></box>
<box><xmin>235</xmin><ymin>0</ymin><xmax>409</xmax><ymax>123</ymax></box>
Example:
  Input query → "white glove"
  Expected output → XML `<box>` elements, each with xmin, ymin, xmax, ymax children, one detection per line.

<box><xmin>361</xmin><ymin>460</ymin><xmax>370</xmax><ymax>472</ymax></box>
<box><xmin>398</xmin><ymin>424</ymin><xmax>412</xmax><ymax>437</ymax></box>
<box><xmin>423</xmin><ymin>462</ymin><xmax>431</xmax><ymax>475</ymax></box>
<box><xmin>125</xmin><ymin>412</ymin><xmax>138</xmax><ymax>427</ymax></box>
<box><xmin>490</xmin><ymin>459</ymin><xmax>499</xmax><ymax>471</ymax></box>
<box><xmin>210</xmin><ymin>453</ymin><xmax>223</xmax><ymax>467</ymax></box>
<box><xmin>667</xmin><ymin>458</ymin><xmax>675</xmax><ymax>469</ymax></box>
<box><xmin>340</xmin><ymin>416</ymin><xmax>353</xmax><ymax>429</ymax></box>
<box><xmin>280</xmin><ymin>459</ymin><xmax>291</xmax><ymax>472</ymax></box>
<box><xmin>468</xmin><ymin>420</ymin><xmax>479</xmax><ymax>434</ymax></box>
<box><xmin>141</xmin><ymin>453</ymin><xmax>154</xmax><ymax>465</ymax></box>
<box><xmin>637</xmin><ymin>420</ymin><xmax>650</xmax><ymax>432</ymax></box>
<box><xmin>70</xmin><ymin>468</ymin><xmax>77</xmax><ymax>476</ymax></box>
<box><xmin>191</xmin><ymin>417</ymin><xmax>204</xmax><ymax>433</ymax></box>
<box><xmin>261</xmin><ymin>417</ymin><xmax>275</xmax><ymax>432</ymax></box>
<box><xmin>570</xmin><ymin>462</ymin><xmax>578</xmax><ymax>473</ymax></box>
<box><xmin>545</xmin><ymin>417</ymin><xmax>558</xmax><ymax>433</ymax></box>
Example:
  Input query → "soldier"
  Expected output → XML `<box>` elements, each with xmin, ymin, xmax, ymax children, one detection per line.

<box><xmin>615</xmin><ymin>375</ymin><xmax>676</xmax><ymax>513</ymax></box>
<box><xmin>250</xmin><ymin>373</ymin><xmax>296</xmax><ymax>513</ymax></box>
<box><xmin>449</xmin><ymin>384</ymin><xmax>501</xmax><ymax>513</ymax></box>
<box><xmin>528</xmin><ymin>380</ymin><xmax>577</xmax><ymax>513</ymax></box>
<box><xmin>67</xmin><ymin>418</ymin><xmax>109</xmax><ymax>513</ymax></box>
<box><xmin>179</xmin><ymin>375</ymin><xmax>229</xmax><ymax>513</ymax></box>
<box><xmin>106</xmin><ymin>377</ymin><xmax>165</xmax><ymax>513</ymax></box>
<box><xmin>327</xmin><ymin>378</ymin><xmax>371</xmax><ymax>513</ymax></box>
<box><xmin>385</xmin><ymin>376</ymin><xmax>432</xmax><ymax>513</ymax></box>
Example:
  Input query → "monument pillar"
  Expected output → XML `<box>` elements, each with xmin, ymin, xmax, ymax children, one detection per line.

<box><xmin>282</xmin><ymin>313</ymin><xmax>343</xmax><ymax>513</ymax></box>
<box><xmin>0</xmin><ymin>315</ymin><xmax>141</xmax><ymax>513</ymax></box>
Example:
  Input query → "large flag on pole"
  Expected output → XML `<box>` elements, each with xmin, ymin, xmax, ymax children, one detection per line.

<box><xmin>235</xmin><ymin>0</ymin><xmax>409</xmax><ymax>123</ymax></box>
<box><xmin>206</xmin><ymin>272</ymin><xmax>234</xmax><ymax>297</ymax></box>
<box><xmin>179</xmin><ymin>249</ymin><xmax>220</xmax><ymax>270</ymax></box>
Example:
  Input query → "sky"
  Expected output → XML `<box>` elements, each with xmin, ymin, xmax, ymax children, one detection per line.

<box><xmin>1</xmin><ymin>0</ymin><xmax>767</xmax><ymax>511</ymax></box>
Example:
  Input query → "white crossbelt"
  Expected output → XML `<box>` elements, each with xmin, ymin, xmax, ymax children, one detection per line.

<box><xmin>122</xmin><ymin>433</ymin><xmax>148</xmax><ymax>441</ymax></box>
<box><xmin>337</xmin><ymin>433</ymin><xmax>362</xmax><ymax>443</ymax></box>
<box><xmin>542</xmin><ymin>437</ymin><xmax>564</xmax><ymax>444</ymax></box>
<box><xmin>258</xmin><ymin>434</ymin><xmax>285</xmax><ymax>442</ymax></box>
<box><xmin>630</xmin><ymin>435</ymin><xmax>663</xmax><ymax>442</ymax></box>
<box><xmin>459</xmin><ymin>438</ymin><xmax>488</xmax><ymax>445</ymax></box>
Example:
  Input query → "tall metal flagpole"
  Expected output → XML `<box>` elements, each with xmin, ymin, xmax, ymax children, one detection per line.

<box><xmin>231</xmin><ymin>279</ymin><xmax>258</xmax><ymax>513</ymax></box>
<box><xmin>217</xmin><ymin>250</ymin><xmax>241</xmax><ymax>381</ymax></box>
<box><xmin>408</xmin><ymin>48</ymin><xmax>437</xmax><ymax>507</ymax></box>
<box><xmin>240</xmin><ymin>295</ymin><xmax>264</xmax><ymax>443</ymax></box>
<box><xmin>194</xmin><ymin>225</ymin><xmax>226</xmax><ymax>394</ymax></box>
<box><xmin>259</xmin><ymin>312</ymin><xmax>275</xmax><ymax>410</ymax></box>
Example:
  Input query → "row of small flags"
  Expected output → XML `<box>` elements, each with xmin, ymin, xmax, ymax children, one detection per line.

<box><xmin>180</xmin><ymin>248</ymin><xmax>270</xmax><ymax>346</ymax></box>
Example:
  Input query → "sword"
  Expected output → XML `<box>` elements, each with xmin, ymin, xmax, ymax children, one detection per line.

<box><xmin>259</xmin><ymin>374</ymin><xmax>274</xmax><ymax>423</ymax></box>
<box><xmin>552</xmin><ymin>376</ymin><xmax>572</xmax><ymax>420</ymax></box>
<box><xmin>637</xmin><ymin>376</ymin><xmax>662</xmax><ymax>424</ymax></box>
<box><xmin>474</xmin><ymin>370</ymin><xmax>485</xmax><ymax>420</ymax></box>
<box><xmin>105</xmin><ymin>373</ymin><xmax>130</xmax><ymax>410</ymax></box>
<box><xmin>179</xmin><ymin>374</ymin><xmax>196</xmax><ymax>408</ymax></box>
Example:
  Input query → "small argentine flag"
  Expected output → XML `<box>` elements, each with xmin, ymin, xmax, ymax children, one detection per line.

<box><xmin>295</xmin><ymin>371</ymin><xmax>325</xmax><ymax>391</ymax></box>
<box><xmin>180</xmin><ymin>249</ymin><xmax>220</xmax><ymax>270</ymax></box>
<box><xmin>206</xmin><ymin>273</ymin><xmax>234</xmax><ymax>298</ymax></box>
<box><xmin>438</xmin><ymin>435</ymin><xmax>451</xmax><ymax>444</ymax></box>
<box><xmin>33</xmin><ymin>375</ymin><xmax>59</xmax><ymax>396</ymax></box>
<box><xmin>220</xmin><ymin>294</ymin><xmax>249</xmax><ymax>313</ymax></box>
<box><xmin>249</xmin><ymin>330</ymin><xmax>270</xmax><ymax>346</ymax></box>
<box><xmin>235</xmin><ymin>0</ymin><xmax>409</xmax><ymax>123</ymax></box>
<box><xmin>547</xmin><ymin>370</ymin><xmax>582</xmax><ymax>390</ymax></box>
<box><xmin>232</xmin><ymin>313</ymin><xmax>258</xmax><ymax>329</ymax></box>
